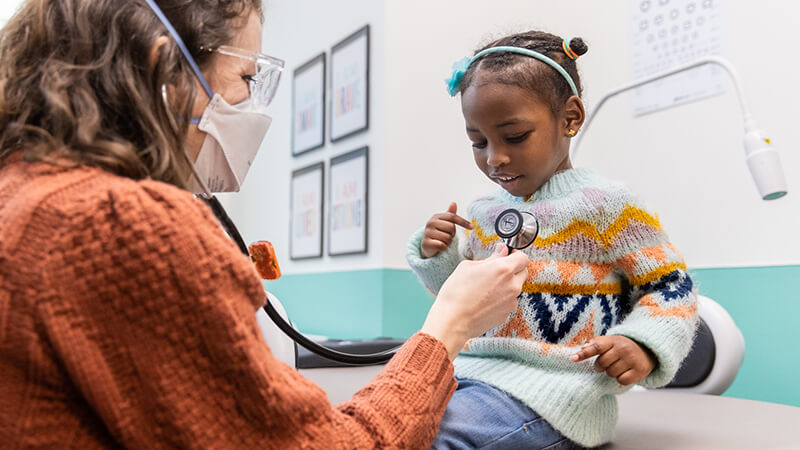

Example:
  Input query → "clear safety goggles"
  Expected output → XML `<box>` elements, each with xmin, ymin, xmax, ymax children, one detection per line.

<box><xmin>209</xmin><ymin>45</ymin><xmax>285</xmax><ymax>110</ymax></box>
<box><xmin>143</xmin><ymin>0</ymin><xmax>285</xmax><ymax>115</ymax></box>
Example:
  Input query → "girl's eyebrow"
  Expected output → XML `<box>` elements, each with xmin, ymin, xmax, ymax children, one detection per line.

<box><xmin>496</xmin><ymin>118</ymin><xmax>530</xmax><ymax>128</ymax></box>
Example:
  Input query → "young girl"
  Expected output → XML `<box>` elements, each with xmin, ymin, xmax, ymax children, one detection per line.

<box><xmin>406</xmin><ymin>31</ymin><xmax>698</xmax><ymax>449</ymax></box>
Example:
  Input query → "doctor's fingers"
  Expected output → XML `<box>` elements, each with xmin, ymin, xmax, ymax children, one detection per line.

<box><xmin>506</xmin><ymin>250</ymin><xmax>531</xmax><ymax>274</ymax></box>
<box><xmin>482</xmin><ymin>250</ymin><xmax>529</xmax><ymax>276</ymax></box>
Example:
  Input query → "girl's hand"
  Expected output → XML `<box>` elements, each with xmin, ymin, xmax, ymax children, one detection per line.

<box><xmin>420</xmin><ymin>202</ymin><xmax>473</xmax><ymax>259</ymax></box>
<box><xmin>421</xmin><ymin>245</ymin><xmax>529</xmax><ymax>360</ymax></box>
<box><xmin>571</xmin><ymin>335</ymin><xmax>657</xmax><ymax>386</ymax></box>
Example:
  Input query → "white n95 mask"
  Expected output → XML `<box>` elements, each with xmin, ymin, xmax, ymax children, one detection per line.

<box><xmin>189</xmin><ymin>94</ymin><xmax>272</xmax><ymax>193</ymax></box>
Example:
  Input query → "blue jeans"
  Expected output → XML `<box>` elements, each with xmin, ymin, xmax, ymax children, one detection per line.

<box><xmin>432</xmin><ymin>379</ymin><xmax>580</xmax><ymax>450</ymax></box>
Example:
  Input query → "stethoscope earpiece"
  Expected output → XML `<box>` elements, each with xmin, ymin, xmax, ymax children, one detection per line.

<box><xmin>495</xmin><ymin>208</ymin><xmax>539</xmax><ymax>251</ymax></box>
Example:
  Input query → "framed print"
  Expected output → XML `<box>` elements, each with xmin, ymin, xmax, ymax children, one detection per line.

<box><xmin>292</xmin><ymin>53</ymin><xmax>326</xmax><ymax>156</ymax></box>
<box><xmin>290</xmin><ymin>162</ymin><xmax>324</xmax><ymax>260</ymax></box>
<box><xmin>330</xmin><ymin>25</ymin><xmax>369</xmax><ymax>142</ymax></box>
<box><xmin>328</xmin><ymin>147</ymin><xmax>368</xmax><ymax>256</ymax></box>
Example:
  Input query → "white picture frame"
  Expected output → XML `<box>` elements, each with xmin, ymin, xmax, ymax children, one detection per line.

<box><xmin>328</xmin><ymin>147</ymin><xmax>368</xmax><ymax>256</ymax></box>
<box><xmin>330</xmin><ymin>25</ymin><xmax>370</xmax><ymax>142</ymax></box>
<box><xmin>292</xmin><ymin>53</ymin><xmax>326</xmax><ymax>155</ymax></box>
<box><xmin>290</xmin><ymin>162</ymin><xmax>324</xmax><ymax>260</ymax></box>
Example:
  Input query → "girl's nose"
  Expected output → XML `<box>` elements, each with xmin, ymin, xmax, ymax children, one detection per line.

<box><xmin>486</xmin><ymin>145</ymin><xmax>510</xmax><ymax>167</ymax></box>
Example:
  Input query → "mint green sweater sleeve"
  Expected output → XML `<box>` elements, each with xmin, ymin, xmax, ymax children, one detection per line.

<box><xmin>604</xmin><ymin>192</ymin><xmax>699</xmax><ymax>388</ymax></box>
<box><xmin>405</xmin><ymin>227</ymin><xmax>464</xmax><ymax>295</ymax></box>
<box><xmin>606</xmin><ymin>271</ymin><xmax>698</xmax><ymax>388</ymax></box>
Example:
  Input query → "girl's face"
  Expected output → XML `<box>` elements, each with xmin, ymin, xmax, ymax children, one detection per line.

<box><xmin>461</xmin><ymin>74</ymin><xmax>579</xmax><ymax>198</ymax></box>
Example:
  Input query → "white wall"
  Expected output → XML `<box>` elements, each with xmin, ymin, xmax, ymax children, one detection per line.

<box><xmin>0</xmin><ymin>0</ymin><xmax>24</xmax><ymax>26</ymax></box>
<box><xmin>223</xmin><ymin>0</ymin><xmax>386</xmax><ymax>274</ymax></box>
<box><xmin>239</xmin><ymin>0</ymin><xmax>799</xmax><ymax>275</ymax></box>
<box><xmin>381</xmin><ymin>0</ymin><xmax>800</xmax><ymax>270</ymax></box>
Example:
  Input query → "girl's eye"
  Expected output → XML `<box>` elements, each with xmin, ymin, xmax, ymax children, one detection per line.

<box><xmin>471</xmin><ymin>141</ymin><xmax>487</xmax><ymax>150</ymax></box>
<box><xmin>507</xmin><ymin>131</ymin><xmax>532</xmax><ymax>144</ymax></box>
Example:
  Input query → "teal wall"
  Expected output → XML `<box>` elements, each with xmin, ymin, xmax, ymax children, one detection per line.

<box><xmin>266</xmin><ymin>265</ymin><xmax>800</xmax><ymax>407</ymax></box>
<box><xmin>265</xmin><ymin>269</ymin><xmax>433</xmax><ymax>340</ymax></box>
<box><xmin>690</xmin><ymin>265</ymin><xmax>800</xmax><ymax>407</ymax></box>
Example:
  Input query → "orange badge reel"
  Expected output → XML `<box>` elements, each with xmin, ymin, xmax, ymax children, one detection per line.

<box><xmin>249</xmin><ymin>240</ymin><xmax>282</xmax><ymax>280</ymax></box>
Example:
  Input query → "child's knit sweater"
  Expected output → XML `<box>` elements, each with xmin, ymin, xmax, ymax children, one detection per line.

<box><xmin>406</xmin><ymin>168</ymin><xmax>698</xmax><ymax>447</ymax></box>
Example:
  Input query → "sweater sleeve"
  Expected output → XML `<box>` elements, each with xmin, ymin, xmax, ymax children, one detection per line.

<box><xmin>38</xmin><ymin>181</ymin><xmax>455</xmax><ymax>449</ymax></box>
<box><xmin>405</xmin><ymin>227</ymin><xmax>465</xmax><ymax>295</ymax></box>
<box><xmin>603</xmin><ymin>192</ymin><xmax>699</xmax><ymax>388</ymax></box>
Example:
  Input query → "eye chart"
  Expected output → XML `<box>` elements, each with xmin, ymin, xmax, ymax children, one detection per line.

<box><xmin>632</xmin><ymin>0</ymin><xmax>724</xmax><ymax>115</ymax></box>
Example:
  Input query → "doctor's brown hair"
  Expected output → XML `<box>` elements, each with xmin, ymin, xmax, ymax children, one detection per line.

<box><xmin>0</xmin><ymin>0</ymin><xmax>262</xmax><ymax>188</ymax></box>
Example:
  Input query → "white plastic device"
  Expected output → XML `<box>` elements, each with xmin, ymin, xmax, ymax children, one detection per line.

<box><xmin>573</xmin><ymin>56</ymin><xmax>788</xmax><ymax>201</ymax></box>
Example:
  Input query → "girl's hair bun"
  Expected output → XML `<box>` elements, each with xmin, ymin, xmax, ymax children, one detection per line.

<box><xmin>569</xmin><ymin>37</ymin><xmax>589</xmax><ymax>57</ymax></box>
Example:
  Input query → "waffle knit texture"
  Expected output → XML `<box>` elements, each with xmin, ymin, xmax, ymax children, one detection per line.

<box><xmin>406</xmin><ymin>168</ymin><xmax>698</xmax><ymax>447</ymax></box>
<box><xmin>0</xmin><ymin>154</ymin><xmax>456</xmax><ymax>449</ymax></box>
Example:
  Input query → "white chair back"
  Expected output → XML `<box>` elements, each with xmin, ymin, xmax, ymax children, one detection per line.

<box><xmin>667</xmin><ymin>295</ymin><xmax>745</xmax><ymax>395</ymax></box>
<box><xmin>255</xmin><ymin>293</ymin><xmax>297</xmax><ymax>368</ymax></box>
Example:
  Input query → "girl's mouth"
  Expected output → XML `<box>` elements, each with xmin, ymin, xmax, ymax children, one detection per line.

<box><xmin>494</xmin><ymin>174</ymin><xmax>523</xmax><ymax>190</ymax></box>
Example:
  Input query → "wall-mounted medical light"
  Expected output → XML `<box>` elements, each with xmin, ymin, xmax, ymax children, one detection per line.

<box><xmin>572</xmin><ymin>56</ymin><xmax>788</xmax><ymax>201</ymax></box>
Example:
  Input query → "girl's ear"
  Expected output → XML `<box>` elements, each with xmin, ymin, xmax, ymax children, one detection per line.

<box><xmin>562</xmin><ymin>96</ymin><xmax>586</xmax><ymax>137</ymax></box>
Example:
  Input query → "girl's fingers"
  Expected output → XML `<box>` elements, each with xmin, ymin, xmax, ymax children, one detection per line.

<box><xmin>443</xmin><ymin>203</ymin><xmax>473</xmax><ymax>229</ymax></box>
<box><xmin>617</xmin><ymin>369</ymin><xmax>638</xmax><ymax>386</ymax></box>
<box><xmin>435</xmin><ymin>212</ymin><xmax>473</xmax><ymax>230</ymax></box>
<box><xmin>420</xmin><ymin>239</ymin><xmax>449</xmax><ymax>258</ymax></box>
<box><xmin>604</xmin><ymin>359</ymin><xmax>630</xmax><ymax>378</ymax></box>
<box><xmin>593</xmin><ymin>350</ymin><xmax>619</xmax><ymax>372</ymax></box>
<box><xmin>431</xmin><ymin>219</ymin><xmax>457</xmax><ymax>235</ymax></box>
<box><xmin>571</xmin><ymin>339</ymin><xmax>612</xmax><ymax>362</ymax></box>
<box><xmin>425</xmin><ymin>229</ymin><xmax>454</xmax><ymax>245</ymax></box>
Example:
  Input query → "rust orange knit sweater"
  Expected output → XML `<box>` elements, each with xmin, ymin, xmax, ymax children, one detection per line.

<box><xmin>0</xmin><ymin>155</ymin><xmax>456</xmax><ymax>449</ymax></box>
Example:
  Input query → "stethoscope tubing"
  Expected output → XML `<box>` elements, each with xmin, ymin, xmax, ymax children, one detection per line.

<box><xmin>202</xmin><ymin>195</ymin><xmax>398</xmax><ymax>365</ymax></box>
<box><xmin>203</xmin><ymin>199</ymin><xmax>538</xmax><ymax>366</ymax></box>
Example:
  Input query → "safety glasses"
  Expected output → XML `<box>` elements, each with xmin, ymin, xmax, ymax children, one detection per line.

<box><xmin>213</xmin><ymin>45</ymin><xmax>285</xmax><ymax>109</ymax></box>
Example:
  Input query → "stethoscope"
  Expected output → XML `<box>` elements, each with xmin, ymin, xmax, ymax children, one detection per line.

<box><xmin>494</xmin><ymin>208</ymin><xmax>540</xmax><ymax>253</ymax></box>
<box><xmin>203</xmin><ymin>195</ymin><xmax>539</xmax><ymax>365</ymax></box>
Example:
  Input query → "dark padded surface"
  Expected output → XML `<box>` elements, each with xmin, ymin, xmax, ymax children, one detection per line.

<box><xmin>296</xmin><ymin>337</ymin><xmax>406</xmax><ymax>369</ymax></box>
<box><xmin>666</xmin><ymin>317</ymin><xmax>715</xmax><ymax>388</ymax></box>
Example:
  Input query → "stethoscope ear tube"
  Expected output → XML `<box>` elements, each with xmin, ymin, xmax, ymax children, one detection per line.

<box><xmin>201</xmin><ymin>195</ymin><xmax>249</xmax><ymax>255</ymax></box>
<box><xmin>202</xmin><ymin>195</ymin><xmax>397</xmax><ymax>365</ymax></box>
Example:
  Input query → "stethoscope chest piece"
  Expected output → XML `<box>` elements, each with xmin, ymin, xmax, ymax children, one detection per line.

<box><xmin>495</xmin><ymin>208</ymin><xmax>539</xmax><ymax>251</ymax></box>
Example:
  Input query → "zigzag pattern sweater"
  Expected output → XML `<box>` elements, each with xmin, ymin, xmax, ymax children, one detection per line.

<box><xmin>406</xmin><ymin>168</ymin><xmax>698</xmax><ymax>447</ymax></box>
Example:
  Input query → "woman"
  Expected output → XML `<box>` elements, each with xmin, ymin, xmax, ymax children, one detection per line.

<box><xmin>0</xmin><ymin>0</ymin><xmax>529</xmax><ymax>448</ymax></box>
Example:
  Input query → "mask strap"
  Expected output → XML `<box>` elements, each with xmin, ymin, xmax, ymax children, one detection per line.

<box><xmin>145</xmin><ymin>0</ymin><xmax>215</xmax><ymax>193</ymax></box>
<box><xmin>143</xmin><ymin>0</ymin><xmax>214</xmax><ymax>101</ymax></box>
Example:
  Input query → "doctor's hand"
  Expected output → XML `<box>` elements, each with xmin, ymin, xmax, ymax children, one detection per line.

<box><xmin>571</xmin><ymin>335</ymin><xmax>657</xmax><ymax>386</ymax></box>
<box><xmin>421</xmin><ymin>246</ymin><xmax>528</xmax><ymax>360</ymax></box>
<box><xmin>420</xmin><ymin>202</ymin><xmax>473</xmax><ymax>259</ymax></box>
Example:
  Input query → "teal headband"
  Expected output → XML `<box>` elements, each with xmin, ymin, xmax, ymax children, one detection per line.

<box><xmin>445</xmin><ymin>45</ymin><xmax>579</xmax><ymax>97</ymax></box>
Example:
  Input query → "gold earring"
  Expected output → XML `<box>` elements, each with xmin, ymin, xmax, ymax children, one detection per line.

<box><xmin>567</xmin><ymin>129</ymin><xmax>577</xmax><ymax>137</ymax></box>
